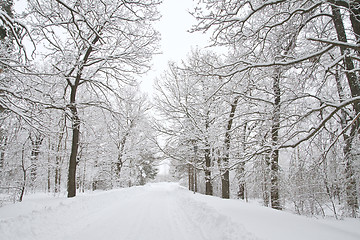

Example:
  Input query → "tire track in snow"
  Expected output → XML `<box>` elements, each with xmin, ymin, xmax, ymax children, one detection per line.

<box><xmin>0</xmin><ymin>183</ymin><xmax>261</xmax><ymax>240</ymax></box>
<box><xmin>174</xmin><ymin>189</ymin><xmax>261</xmax><ymax>240</ymax></box>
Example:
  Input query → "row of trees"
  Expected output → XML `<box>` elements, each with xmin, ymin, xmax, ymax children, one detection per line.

<box><xmin>155</xmin><ymin>0</ymin><xmax>360</xmax><ymax>217</ymax></box>
<box><xmin>0</xmin><ymin>0</ymin><xmax>160</xmax><ymax>203</ymax></box>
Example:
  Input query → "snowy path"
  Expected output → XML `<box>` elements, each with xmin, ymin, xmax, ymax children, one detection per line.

<box><xmin>1</xmin><ymin>182</ymin><xmax>360</xmax><ymax>240</ymax></box>
<box><xmin>67</xmin><ymin>184</ymin><xmax>250</xmax><ymax>240</ymax></box>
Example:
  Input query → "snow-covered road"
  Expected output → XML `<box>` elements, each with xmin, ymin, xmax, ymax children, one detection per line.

<box><xmin>0</xmin><ymin>182</ymin><xmax>359</xmax><ymax>240</ymax></box>
<box><xmin>66</xmin><ymin>183</ymin><xmax>252</xmax><ymax>240</ymax></box>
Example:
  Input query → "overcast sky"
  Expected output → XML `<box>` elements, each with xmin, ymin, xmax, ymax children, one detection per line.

<box><xmin>145</xmin><ymin>0</ymin><xmax>213</xmax><ymax>174</ymax></box>
<box><xmin>140</xmin><ymin>0</ymin><xmax>210</xmax><ymax>95</ymax></box>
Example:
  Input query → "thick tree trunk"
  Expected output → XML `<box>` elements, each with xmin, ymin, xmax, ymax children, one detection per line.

<box><xmin>270</xmin><ymin>70</ymin><xmax>282</xmax><ymax>210</ymax></box>
<box><xmin>331</xmin><ymin>5</ymin><xmax>359</xmax><ymax>215</ymax></box>
<box><xmin>222</xmin><ymin>96</ymin><xmax>240</xmax><ymax>199</ymax></box>
<box><xmin>67</xmin><ymin>111</ymin><xmax>80</xmax><ymax>197</ymax></box>
<box><xmin>335</xmin><ymin>70</ymin><xmax>359</xmax><ymax>215</ymax></box>
<box><xmin>221</xmin><ymin>171</ymin><xmax>230</xmax><ymax>199</ymax></box>
<box><xmin>270</xmin><ymin>150</ymin><xmax>281</xmax><ymax>210</ymax></box>
<box><xmin>331</xmin><ymin>6</ymin><xmax>360</xmax><ymax>113</ymax></box>
<box><xmin>333</xmin><ymin>0</ymin><xmax>360</xmax><ymax>50</ymax></box>
<box><xmin>343</xmin><ymin>129</ymin><xmax>359</xmax><ymax>215</ymax></box>
<box><xmin>67</xmin><ymin>85</ymin><xmax>80</xmax><ymax>198</ymax></box>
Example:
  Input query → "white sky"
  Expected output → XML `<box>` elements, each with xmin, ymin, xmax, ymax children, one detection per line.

<box><xmin>140</xmin><ymin>0</ymin><xmax>210</xmax><ymax>95</ymax></box>
<box><xmin>144</xmin><ymin>0</ymin><xmax>211</xmax><ymax>175</ymax></box>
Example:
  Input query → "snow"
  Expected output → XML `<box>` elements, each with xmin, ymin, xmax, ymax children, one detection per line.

<box><xmin>0</xmin><ymin>183</ymin><xmax>359</xmax><ymax>240</ymax></box>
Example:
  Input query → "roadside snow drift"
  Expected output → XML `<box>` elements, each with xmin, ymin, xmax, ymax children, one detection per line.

<box><xmin>0</xmin><ymin>182</ymin><xmax>359</xmax><ymax>240</ymax></box>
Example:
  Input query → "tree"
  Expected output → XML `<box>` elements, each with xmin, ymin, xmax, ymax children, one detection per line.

<box><xmin>155</xmin><ymin>54</ymin><xmax>222</xmax><ymax>195</ymax></box>
<box><xmin>221</xmin><ymin>95</ymin><xmax>240</xmax><ymax>199</ymax></box>
<box><xmin>104</xmin><ymin>86</ymin><xmax>153</xmax><ymax>187</ymax></box>
<box><xmin>28</xmin><ymin>0</ymin><xmax>160</xmax><ymax>197</ymax></box>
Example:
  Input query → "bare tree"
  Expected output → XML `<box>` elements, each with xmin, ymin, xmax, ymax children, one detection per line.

<box><xmin>28</xmin><ymin>0</ymin><xmax>160</xmax><ymax>197</ymax></box>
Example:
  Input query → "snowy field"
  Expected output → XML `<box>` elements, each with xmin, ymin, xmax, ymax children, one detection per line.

<box><xmin>0</xmin><ymin>182</ymin><xmax>359</xmax><ymax>240</ymax></box>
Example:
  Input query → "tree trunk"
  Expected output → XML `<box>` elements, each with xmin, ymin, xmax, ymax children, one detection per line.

<box><xmin>204</xmin><ymin>146</ymin><xmax>213</xmax><ymax>195</ymax></box>
<box><xmin>222</xmin><ymin>96</ymin><xmax>240</xmax><ymax>199</ymax></box>
<box><xmin>47</xmin><ymin>141</ymin><xmax>51</xmax><ymax>193</ymax></box>
<box><xmin>188</xmin><ymin>164</ymin><xmax>194</xmax><ymax>191</ymax></box>
<box><xmin>237</xmin><ymin>123</ymin><xmax>247</xmax><ymax>199</ymax></box>
<box><xmin>55</xmin><ymin>118</ymin><xmax>65</xmax><ymax>193</ymax></box>
<box><xmin>331</xmin><ymin>6</ymin><xmax>360</xmax><ymax>113</ymax></box>
<box><xmin>30</xmin><ymin>133</ymin><xmax>43</xmax><ymax>189</ymax></box>
<box><xmin>331</xmin><ymin>5</ymin><xmax>359</xmax><ymax>215</ymax></box>
<box><xmin>270</xmin><ymin>70</ymin><xmax>282</xmax><ymax>210</ymax></box>
<box><xmin>115</xmin><ymin>152</ymin><xmax>123</xmax><ymax>178</ymax></box>
<box><xmin>19</xmin><ymin>143</ymin><xmax>27</xmax><ymax>202</ymax></box>
<box><xmin>115</xmin><ymin>124</ymin><xmax>134</xmax><ymax>184</ymax></box>
<box><xmin>204</xmin><ymin>112</ymin><xmax>213</xmax><ymax>195</ymax></box>
<box><xmin>263</xmin><ymin>154</ymin><xmax>270</xmax><ymax>207</ymax></box>
<box><xmin>188</xmin><ymin>164</ymin><xmax>191</xmax><ymax>190</ymax></box>
<box><xmin>194</xmin><ymin>166</ymin><xmax>197</xmax><ymax>193</ymax></box>
<box><xmin>67</xmin><ymin>85</ymin><xmax>80</xmax><ymax>198</ymax></box>
<box><xmin>0</xmin><ymin>135</ymin><xmax>7</xmax><ymax>168</ymax></box>
<box><xmin>115</xmin><ymin>138</ymin><xmax>127</xmax><ymax>179</ymax></box>
<box><xmin>67</xmin><ymin>111</ymin><xmax>80</xmax><ymax>197</ymax></box>
<box><xmin>54</xmin><ymin>149</ymin><xmax>62</xmax><ymax>193</ymax></box>
<box><xmin>333</xmin><ymin>0</ymin><xmax>360</xmax><ymax>51</ymax></box>
<box><xmin>237</xmin><ymin>163</ymin><xmax>245</xmax><ymax>199</ymax></box>
<box><xmin>193</xmin><ymin>143</ymin><xmax>198</xmax><ymax>193</ymax></box>
<box><xmin>343</xmin><ymin>129</ymin><xmax>358</xmax><ymax>216</ymax></box>
<box><xmin>55</xmin><ymin>166</ymin><xmax>60</xmax><ymax>193</ymax></box>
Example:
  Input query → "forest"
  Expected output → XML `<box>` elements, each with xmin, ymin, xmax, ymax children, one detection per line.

<box><xmin>0</xmin><ymin>0</ymin><xmax>359</xmax><ymax>219</ymax></box>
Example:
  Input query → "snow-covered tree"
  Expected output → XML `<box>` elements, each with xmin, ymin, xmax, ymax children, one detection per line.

<box><xmin>27</xmin><ymin>0</ymin><xmax>160</xmax><ymax>197</ymax></box>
